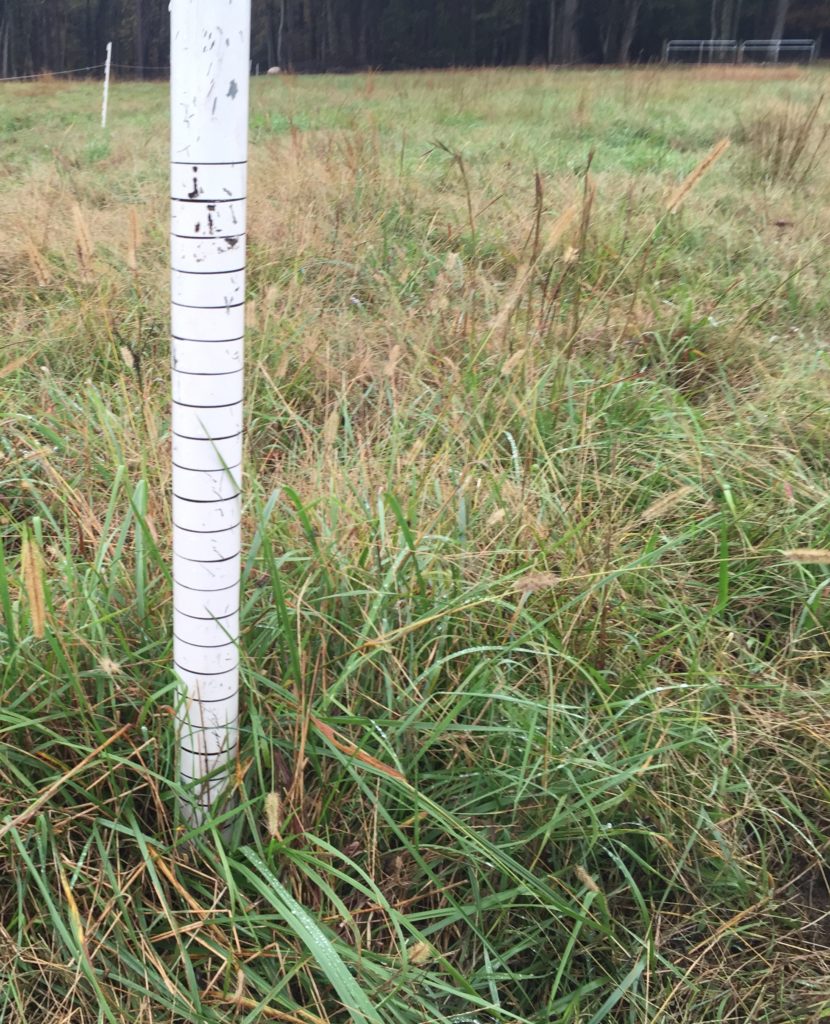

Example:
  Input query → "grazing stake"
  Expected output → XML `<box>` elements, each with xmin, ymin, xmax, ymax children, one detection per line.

<box><xmin>170</xmin><ymin>0</ymin><xmax>251</xmax><ymax>825</ymax></box>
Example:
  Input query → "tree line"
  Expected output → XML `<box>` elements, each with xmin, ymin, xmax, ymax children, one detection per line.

<box><xmin>1</xmin><ymin>0</ymin><xmax>828</xmax><ymax>79</ymax></box>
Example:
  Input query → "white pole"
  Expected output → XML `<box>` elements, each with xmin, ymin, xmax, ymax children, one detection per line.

<box><xmin>101</xmin><ymin>42</ymin><xmax>112</xmax><ymax>128</ymax></box>
<box><xmin>170</xmin><ymin>0</ymin><xmax>251</xmax><ymax>825</ymax></box>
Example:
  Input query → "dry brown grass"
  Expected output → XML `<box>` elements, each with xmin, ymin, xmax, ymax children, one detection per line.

<box><xmin>676</xmin><ymin>64</ymin><xmax>806</xmax><ymax>82</ymax></box>
<box><xmin>738</xmin><ymin>93</ymin><xmax>829</xmax><ymax>184</ymax></box>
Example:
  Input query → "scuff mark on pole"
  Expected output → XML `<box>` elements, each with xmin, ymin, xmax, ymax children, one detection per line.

<box><xmin>170</xmin><ymin>0</ymin><xmax>251</xmax><ymax>826</ymax></box>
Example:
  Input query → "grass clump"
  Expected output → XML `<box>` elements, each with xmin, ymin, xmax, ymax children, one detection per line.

<box><xmin>737</xmin><ymin>93</ymin><xmax>830</xmax><ymax>185</ymax></box>
<box><xmin>1</xmin><ymin>66</ymin><xmax>830</xmax><ymax>1023</ymax></box>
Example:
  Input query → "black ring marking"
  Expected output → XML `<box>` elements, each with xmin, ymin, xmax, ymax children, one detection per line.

<box><xmin>171</xmin><ymin>196</ymin><xmax>247</xmax><ymax>204</ymax></box>
<box><xmin>175</xmin><ymin>607</ymin><xmax>240</xmax><ymax>622</ymax></box>
<box><xmin>172</xmin><ymin>460</ymin><xmax>241</xmax><ymax>474</ymax></box>
<box><xmin>171</xmin><ymin>231</ymin><xmax>247</xmax><ymax>242</ymax></box>
<box><xmin>172</xmin><ymin>334</ymin><xmax>245</xmax><ymax>344</ymax></box>
<box><xmin>174</xmin><ymin>662</ymin><xmax>239</xmax><ymax>677</ymax></box>
<box><xmin>173</xmin><ymin>576</ymin><xmax>238</xmax><ymax>593</ymax></box>
<box><xmin>174</xmin><ymin>520</ymin><xmax>241</xmax><ymax>536</ymax></box>
<box><xmin>179</xmin><ymin>744</ymin><xmax>233</xmax><ymax>757</ymax></box>
<box><xmin>173</xmin><ymin>399</ymin><xmax>242</xmax><ymax>411</ymax></box>
<box><xmin>172</xmin><ymin>266</ymin><xmax>246</xmax><ymax>276</ymax></box>
<box><xmin>173</xmin><ymin>431</ymin><xmax>243</xmax><ymax>445</ymax></box>
<box><xmin>174</xmin><ymin>631</ymin><xmax>236</xmax><ymax>648</ymax></box>
<box><xmin>171</xmin><ymin>160</ymin><xmax>248</xmax><ymax>166</ymax></box>
<box><xmin>172</xmin><ymin>491</ymin><xmax>240</xmax><ymax>504</ymax></box>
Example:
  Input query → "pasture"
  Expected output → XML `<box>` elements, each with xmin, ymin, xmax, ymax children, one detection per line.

<box><xmin>1</xmin><ymin>65</ymin><xmax>830</xmax><ymax>1022</ymax></box>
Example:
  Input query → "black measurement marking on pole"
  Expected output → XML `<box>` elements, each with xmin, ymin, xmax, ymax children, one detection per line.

<box><xmin>174</xmin><ymin>575</ymin><xmax>238</xmax><ymax>592</ymax></box>
<box><xmin>174</xmin><ymin>661</ymin><xmax>239</xmax><ymax>677</ymax></box>
<box><xmin>172</xmin><ymin>398</ymin><xmax>242</xmax><ymax>411</ymax></box>
<box><xmin>173</xmin><ymin>432</ymin><xmax>243</xmax><ymax>446</ymax></box>
<box><xmin>172</xmin><ymin>460</ymin><xmax>242</xmax><ymax>474</ymax></box>
<box><xmin>171</xmin><ymin>196</ymin><xmax>246</xmax><ymax>204</ymax></box>
<box><xmin>173</xmin><ymin>494</ymin><xmax>240</xmax><ymax>508</ymax></box>
<box><xmin>173</xmin><ymin>496</ymin><xmax>239</xmax><ymax>510</ymax></box>
<box><xmin>173</xmin><ymin>495</ymin><xmax>242</xmax><ymax>508</ymax></box>
<box><xmin>172</xmin><ymin>300</ymin><xmax>245</xmax><ymax>311</ymax></box>
<box><xmin>181</xmin><ymin>778</ymin><xmax>230</xmax><ymax>789</ymax></box>
<box><xmin>172</xmin><ymin>334</ymin><xmax>245</xmax><ymax>344</ymax></box>
<box><xmin>175</xmin><ymin>688</ymin><xmax>238</xmax><ymax>704</ymax></box>
<box><xmin>174</xmin><ymin>632</ymin><xmax>238</xmax><ymax>650</ymax></box>
<box><xmin>173</xmin><ymin>491</ymin><xmax>239</xmax><ymax>505</ymax></box>
<box><xmin>175</xmin><ymin>606</ymin><xmax>240</xmax><ymax>622</ymax></box>
<box><xmin>174</xmin><ymin>519</ymin><xmax>241</xmax><ymax>535</ymax></box>
<box><xmin>180</xmin><ymin>773</ymin><xmax>232</xmax><ymax>785</ymax></box>
<box><xmin>171</xmin><ymin>267</ymin><xmax>243</xmax><ymax>276</ymax></box>
<box><xmin>178</xmin><ymin>696</ymin><xmax>238</xmax><ymax>706</ymax></box>
<box><xmin>175</xmin><ymin>602</ymin><xmax>238</xmax><ymax>618</ymax></box>
<box><xmin>172</xmin><ymin>267</ymin><xmax>246</xmax><ymax>276</ymax></box>
<box><xmin>179</xmin><ymin>744</ymin><xmax>232</xmax><ymax>758</ymax></box>
<box><xmin>174</xmin><ymin>549</ymin><xmax>241</xmax><ymax>565</ymax></box>
<box><xmin>175</xmin><ymin>638</ymin><xmax>237</xmax><ymax>652</ymax></box>
<box><xmin>171</xmin><ymin>160</ymin><xmax>248</xmax><ymax>166</ymax></box>
<box><xmin>172</xmin><ymin>485</ymin><xmax>241</xmax><ymax>497</ymax></box>
<box><xmin>172</xmin><ymin>368</ymin><xmax>242</xmax><ymax>378</ymax></box>
<box><xmin>171</xmin><ymin>231</ymin><xmax>248</xmax><ymax>242</ymax></box>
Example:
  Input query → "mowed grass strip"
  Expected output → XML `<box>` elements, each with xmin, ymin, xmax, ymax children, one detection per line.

<box><xmin>1</xmin><ymin>66</ymin><xmax>829</xmax><ymax>1023</ymax></box>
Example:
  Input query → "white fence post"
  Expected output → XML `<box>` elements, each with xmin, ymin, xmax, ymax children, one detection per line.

<box><xmin>170</xmin><ymin>0</ymin><xmax>251</xmax><ymax>825</ymax></box>
<box><xmin>101</xmin><ymin>42</ymin><xmax>112</xmax><ymax>128</ymax></box>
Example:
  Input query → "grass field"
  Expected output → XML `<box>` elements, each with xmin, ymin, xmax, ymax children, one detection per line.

<box><xmin>1</xmin><ymin>65</ymin><xmax>830</xmax><ymax>1023</ymax></box>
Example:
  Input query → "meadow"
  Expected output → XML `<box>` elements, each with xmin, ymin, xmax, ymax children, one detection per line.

<box><xmin>1</xmin><ymin>65</ymin><xmax>830</xmax><ymax>1023</ymax></box>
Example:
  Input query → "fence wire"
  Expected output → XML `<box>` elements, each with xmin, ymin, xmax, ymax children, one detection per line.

<box><xmin>0</xmin><ymin>64</ymin><xmax>106</xmax><ymax>82</ymax></box>
<box><xmin>0</xmin><ymin>63</ymin><xmax>171</xmax><ymax>83</ymax></box>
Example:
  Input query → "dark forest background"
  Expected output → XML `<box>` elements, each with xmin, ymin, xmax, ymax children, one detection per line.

<box><xmin>1</xmin><ymin>0</ymin><xmax>829</xmax><ymax>79</ymax></box>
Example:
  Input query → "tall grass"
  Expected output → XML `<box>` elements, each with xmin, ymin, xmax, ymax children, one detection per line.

<box><xmin>1</xmin><ymin>67</ymin><xmax>829</xmax><ymax>1023</ymax></box>
<box><xmin>738</xmin><ymin>93</ymin><xmax>829</xmax><ymax>184</ymax></box>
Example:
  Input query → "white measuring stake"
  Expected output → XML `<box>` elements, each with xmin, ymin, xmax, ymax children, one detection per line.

<box><xmin>170</xmin><ymin>0</ymin><xmax>251</xmax><ymax>824</ymax></box>
<box><xmin>101</xmin><ymin>42</ymin><xmax>112</xmax><ymax>128</ymax></box>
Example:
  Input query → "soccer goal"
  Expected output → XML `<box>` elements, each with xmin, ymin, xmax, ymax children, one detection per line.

<box><xmin>664</xmin><ymin>40</ymin><xmax>739</xmax><ymax>64</ymax></box>
<box><xmin>739</xmin><ymin>39</ymin><xmax>818</xmax><ymax>64</ymax></box>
